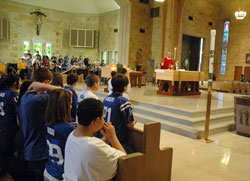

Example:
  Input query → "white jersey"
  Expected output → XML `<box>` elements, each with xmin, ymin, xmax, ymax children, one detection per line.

<box><xmin>78</xmin><ymin>90</ymin><xmax>98</xmax><ymax>103</ymax></box>
<box><xmin>108</xmin><ymin>79</ymin><xmax>113</xmax><ymax>95</ymax></box>
<box><xmin>63</xmin><ymin>132</ymin><xmax>126</xmax><ymax>181</ymax></box>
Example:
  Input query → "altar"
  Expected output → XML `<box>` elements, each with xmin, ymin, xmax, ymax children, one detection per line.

<box><xmin>155</xmin><ymin>70</ymin><xmax>206</xmax><ymax>96</ymax></box>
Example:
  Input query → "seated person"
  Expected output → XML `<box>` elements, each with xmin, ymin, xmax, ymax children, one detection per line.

<box><xmin>44</xmin><ymin>89</ymin><xmax>76</xmax><ymax>181</ymax></box>
<box><xmin>63</xmin><ymin>98</ymin><xmax>126</xmax><ymax>181</ymax></box>
<box><xmin>121</xmin><ymin>68</ymin><xmax>131</xmax><ymax>99</ymax></box>
<box><xmin>64</xmin><ymin>74</ymin><xmax>78</xmax><ymax>122</ymax></box>
<box><xmin>103</xmin><ymin>74</ymin><xmax>136</xmax><ymax>153</ymax></box>
<box><xmin>78</xmin><ymin>74</ymin><xmax>100</xmax><ymax>102</ymax></box>
<box><xmin>108</xmin><ymin>71</ymin><xmax>117</xmax><ymax>95</ymax></box>
<box><xmin>51</xmin><ymin>73</ymin><xmax>63</xmax><ymax>88</ymax></box>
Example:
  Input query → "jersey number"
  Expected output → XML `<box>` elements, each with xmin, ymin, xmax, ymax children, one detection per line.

<box><xmin>104</xmin><ymin>106</ymin><xmax>112</xmax><ymax>122</ymax></box>
<box><xmin>47</xmin><ymin>140</ymin><xmax>64</xmax><ymax>165</ymax></box>
<box><xmin>0</xmin><ymin>102</ymin><xmax>4</xmax><ymax>116</ymax></box>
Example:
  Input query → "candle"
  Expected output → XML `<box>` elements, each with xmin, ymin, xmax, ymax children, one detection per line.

<box><xmin>174</xmin><ymin>48</ymin><xmax>177</xmax><ymax>60</ymax></box>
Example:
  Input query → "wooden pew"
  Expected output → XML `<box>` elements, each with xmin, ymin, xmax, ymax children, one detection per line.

<box><xmin>116</xmin><ymin>122</ymin><xmax>173</xmax><ymax>181</ymax></box>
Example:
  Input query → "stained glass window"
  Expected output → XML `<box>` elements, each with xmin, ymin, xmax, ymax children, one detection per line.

<box><xmin>220</xmin><ymin>21</ymin><xmax>230</xmax><ymax>74</ymax></box>
<box><xmin>46</xmin><ymin>43</ymin><xmax>51</xmax><ymax>58</ymax></box>
<box><xmin>24</xmin><ymin>41</ymin><xmax>30</xmax><ymax>53</ymax></box>
<box><xmin>34</xmin><ymin>43</ymin><xmax>42</xmax><ymax>55</ymax></box>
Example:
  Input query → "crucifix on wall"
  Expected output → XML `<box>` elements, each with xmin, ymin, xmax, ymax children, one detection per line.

<box><xmin>30</xmin><ymin>9</ymin><xmax>47</xmax><ymax>36</ymax></box>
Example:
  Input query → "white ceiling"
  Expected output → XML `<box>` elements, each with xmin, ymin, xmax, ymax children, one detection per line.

<box><xmin>9</xmin><ymin>0</ymin><xmax>120</xmax><ymax>14</ymax></box>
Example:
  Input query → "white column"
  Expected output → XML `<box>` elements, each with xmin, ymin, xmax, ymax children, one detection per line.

<box><xmin>115</xmin><ymin>0</ymin><xmax>131</xmax><ymax>66</ymax></box>
<box><xmin>209</xmin><ymin>30</ymin><xmax>216</xmax><ymax>80</ymax></box>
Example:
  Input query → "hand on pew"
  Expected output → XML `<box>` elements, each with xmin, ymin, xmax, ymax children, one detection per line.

<box><xmin>127</xmin><ymin>119</ymin><xmax>137</xmax><ymax>128</ymax></box>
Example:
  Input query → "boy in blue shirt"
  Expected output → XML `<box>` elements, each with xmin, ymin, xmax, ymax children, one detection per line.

<box><xmin>19</xmin><ymin>68</ymin><xmax>61</xmax><ymax>181</ymax></box>
<box><xmin>103</xmin><ymin>74</ymin><xmax>136</xmax><ymax>153</ymax></box>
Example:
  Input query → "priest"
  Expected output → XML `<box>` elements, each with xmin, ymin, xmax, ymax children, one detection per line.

<box><xmin>160</xmin><ymin>52</ymin><xmax>174</xmax><ymax>69</ymax></box>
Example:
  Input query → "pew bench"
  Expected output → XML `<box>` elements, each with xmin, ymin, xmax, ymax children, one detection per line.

<box><xmin>116</xmin><ymin>122</ymin><xmax>173</xmax><ymax>181</ymax></box>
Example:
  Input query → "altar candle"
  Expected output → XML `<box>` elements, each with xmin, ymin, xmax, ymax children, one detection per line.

<box><xmin>174</xmin><ymin>48</ymin><xmax>177</xmax><ymax>60</ymax></box>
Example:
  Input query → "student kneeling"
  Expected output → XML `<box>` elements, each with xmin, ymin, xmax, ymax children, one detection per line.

<box><xmin>63</xmin><ymin>99</ymin><xmax>126</xmax><ymax>181</ymax></box>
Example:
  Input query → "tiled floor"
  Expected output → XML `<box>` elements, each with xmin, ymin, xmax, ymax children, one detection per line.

<box><xmin>76</xmin><ymin>83</ymin><xmax>250</xmax><ymax>181</ymax></box>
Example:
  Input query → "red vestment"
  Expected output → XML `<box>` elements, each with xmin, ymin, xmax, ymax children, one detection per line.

<box><xmin>160</xmin><ymin>57</ymin><xmax>173</xmax><ymax>69</ymax></box>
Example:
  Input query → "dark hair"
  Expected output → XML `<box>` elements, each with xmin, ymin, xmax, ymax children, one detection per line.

<box><xmin>121</xmin><ymin>68</ymin><xmax>127</xmax><ymax>75</ymax></box>
<box><xmin>0</xmin><ymin>73</ymin><xmax>20</xmax><ymax>92</ymax></box>
<box><xmin>19</xmin><ymin>80</ymin><xmax>32</xmax><ymax>101</ymax></box>
<box><xmin>111</xmin><ymin>74</ymin><xmax>129</xmax><ymax>93</ymax></box>
<box><xmin>45</xmin><ymin>89</ymin><xmax>72</xmax><ymax>126</ymax></box>
<box><xmin>67</xmin><ymin>73</ymin><xmax>78</xmax><ymax>85</ymax></box>
<box><xmin>111</xmin><ymin>71</ymin><xmax>117</xmax><ymax>78</ymax></box>
<box><xmin>32</xmin><ymin>68</ymin><xmax>52</xmax><ymax>83</ymax></box>
<box><xmin>51</xmin><ymin>73</ymin><xmax>63</xmax><ymax>87</ymax></box>
<box><xmin>86</xmin><ymin>74</ymin><xmax>99</xmax><ymax>88</ymax></box>
<box><xmin>0</xmin><ymin>72</ymin><xmax>7</xmax><ymax>92</ymax></box>
<box><xmin>77</xmin><ymin>98</ymin><xmax>104</xmax><ymax>127</ymax></box>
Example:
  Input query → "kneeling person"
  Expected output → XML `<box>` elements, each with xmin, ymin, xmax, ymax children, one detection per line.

<box><xmin>64</xmin><ymin>99</ymin><xmax>126</xmax><ymax>181</ymax></box>
<box><xmin>103</xmin><ymin>74</ymin><xmax>136</xmax><ymax>153</ymax></box>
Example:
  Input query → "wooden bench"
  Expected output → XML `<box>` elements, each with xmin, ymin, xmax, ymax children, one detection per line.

<box><xmin>116</xmin><ymin>122</ymin><xmax>173</xmax><ymax>181</ymax></box>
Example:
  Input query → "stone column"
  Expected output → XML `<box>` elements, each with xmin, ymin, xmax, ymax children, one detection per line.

<box><xmin>115</xmin><ymin>0</ymin><xmax>131</xmax><ymax>66</ymax></box>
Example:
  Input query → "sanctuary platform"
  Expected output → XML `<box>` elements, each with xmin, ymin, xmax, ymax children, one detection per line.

<box><xmin>75</xmin><ymin>83</ymin><xmax>236</xmax><ymax>139</ymax></box>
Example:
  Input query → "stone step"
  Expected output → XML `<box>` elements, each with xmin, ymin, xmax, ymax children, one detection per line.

<box><xmin>134</xmin><ymin>112</ymin><xmax>235</xmax><ymax>139</ymax></box>
<box><xmin>133</xmin><ymin>104</ymin><xmax>234</xmax><ymax>127</ymax></box>
<box><xmin>93</xmin><ymin>91</ymin><xmax>234</xmax><ymax>118</ymax></box>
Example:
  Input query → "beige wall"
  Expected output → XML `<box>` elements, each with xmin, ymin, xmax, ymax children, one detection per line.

<box><xmin>0</xmin><ymin>0</ymin><xmax>120</xmax><ymax>64</ymax></box>
<box><xmin>128</xmin><ymin>0</ymin><xmax>152</xmax><ymax>70</ymax></box>
<box><xmin>99</xmin><ymin>10</ymin><xmax>120</xmax><ymax>52</ymax></box>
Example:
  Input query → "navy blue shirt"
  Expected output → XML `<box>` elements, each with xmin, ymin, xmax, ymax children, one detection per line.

<box><xmin>26</xmin><ymin>53</ymin><xmax>32</xmax><ymax>58</ymax></box>
<box><xmin>103</xmin><ymin>92</ymin><xmax>134</xmax><ymax>144</ymax></box>
<box><xmin>36</xmin><ymin>54</ymin><xmax>41</xmax><ymax>61</ymax></box>
<box><xmin>0</xmin><ymin>90</ymin><xmax>18</xmax><ymax>129</ymax></box>
<box><xmin>45</xmin><ymin>122</ymin><xmax>76</xmax><ymax>180</ymax></box>
<box><xmin>64</xmin><ymin>86</ymin><xmax>78</xmax><ymax>122</ymax></box>
<box><xmin>20</xmin><ymin>92</ymin><xmax>49</xmax><ymax>161</ymax></box>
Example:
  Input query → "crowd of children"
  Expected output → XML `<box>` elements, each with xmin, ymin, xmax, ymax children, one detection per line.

<box><xmin>0</xmin><ymin>66</ymin><xmax>136</xmax><ymax>181</ymax></box>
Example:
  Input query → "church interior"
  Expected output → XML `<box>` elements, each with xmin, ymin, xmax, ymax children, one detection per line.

<box><xmin>0</xmin><ymin>0</ymin><xmax>250</xmax><ymax>180</ymax></box>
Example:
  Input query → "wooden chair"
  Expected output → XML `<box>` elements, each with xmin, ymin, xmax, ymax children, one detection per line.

<box><xmin>116</xmin><ymin>122</ymin><xmax>173</xmax><ymax>181</ymax></box>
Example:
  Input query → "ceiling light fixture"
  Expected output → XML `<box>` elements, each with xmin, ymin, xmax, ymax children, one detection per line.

<box><xmin>154</xmin><ymin>0</ymin><xmax>165</xmax><ymax>2</ymax></box>
<box><xmin>235</xmin><ymin>0</ymin><xmax>247</xmax><ymax>20</ymax></box>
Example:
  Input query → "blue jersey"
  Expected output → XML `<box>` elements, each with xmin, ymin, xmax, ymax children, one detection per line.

<box><xmin>103</xmin><ymin>92</ymin><xmax>134</xmax><ymax>144</ymax></box>
<box><xmin>0</xmin><ymin>90</ymin><xmax>18</xmax><ymax>129</ymax></box>
<box><xmin>19</xmin><ymin>92</ymin><xmax>49</xmax><ymax>161</ymax></box>
<box><xmin>64</xmin><ymin>86</ymin><xmax>78</xmax><ymax>122</ymax></box>
<box><xmin>45</xmin><ymin>122</ymin><xmax>76</xmax><ymax>180</ymax></box>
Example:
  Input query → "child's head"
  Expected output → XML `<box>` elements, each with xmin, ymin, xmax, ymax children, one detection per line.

<box><xmin>111</xmin><ymin>74</ymin><xmax>129</xmax><ymax>93</ymax></box>
<box><xmin>67</xmin><ymin>73</ymin><xmax>78</xmax><ymax>86</ymax></box>
<box><xmin>19</xmin><ymin>80</ymin><xmax>32</xmax><ymax>100</ymax></box>
<box><xmin>32</xmin><ymin>68</ymin><xmax>52</xmax><ymax>83</ymax></box>
<box><xmin>111</xmin><ymin>71</ymin><xmax>117</xmax><ymax>78</ymax></box>
<box><xmin>77</xmin><ymin>98</ymin><xmax>104</xmax><ymax>131</ymax></box>
<box><xmin>121</xmin><ymin>68</ymin><xmax>128</xmax><ymax>77</ymax></box>
<box><xmin>86</xmin><ymin>74</ymin><xmax>100</xmax><ymax>91</ymax></box>
<box><xmin>0</xmin><ymin>73</ymin><xmax>20</xmax><ymax>91</ymax></box>
<box><xmin>45</xmin><ymin>89</ymin><xmax>72</xmax><ymax>126</ymax></box>
<box><xmin>51</xmin><ymin>73</ymin><xmax>63</xmax><ymax>88</ymax></box>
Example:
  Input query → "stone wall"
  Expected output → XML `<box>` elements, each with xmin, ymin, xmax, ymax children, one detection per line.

<box><xmin>99</xmin><ymin>10</ymin><xmax>120</xmax><ymax>52</ymax></box>
<box><xmin>0</xmin><ymin>0</ymin><xmax>120</xmax><ymax>64</ymax></box>
<box><xmin>128</xmin><ymin>0</ymin><xmax>152</xmax><ymax>71</ymax></box>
